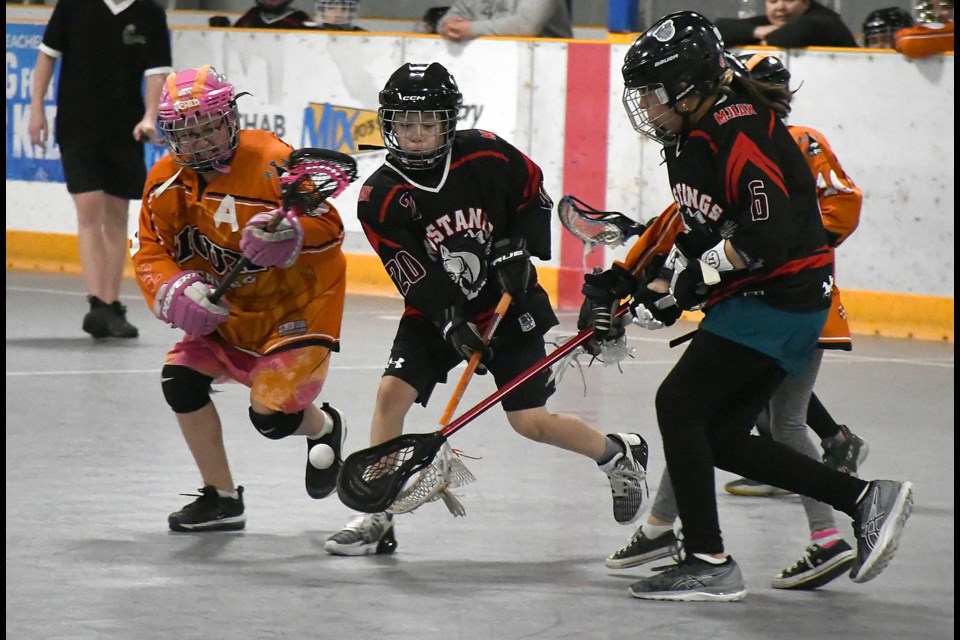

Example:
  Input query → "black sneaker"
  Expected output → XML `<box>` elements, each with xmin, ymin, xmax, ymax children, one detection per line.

<box><xmin>105</xmin><ymin>300</ymin><xmax>139</xmax><ymax>338</ymax></box>
<box><xmin>628</xmin><ymin>555</ymin><xmax>747</xmax><ymax>602</ymax></box>
<box><xmin>168</xmin><ymin>486</ymin><xmax>246</xmax><ymax>532</ymax></box>
<box><xmin>606</xmin><ymin>528</ymin><xmax>679</xmax><ymax>569</ymax></box>
<box><xmin>771</xmin><ymin>540</ymin><xmax>856</xmax><ymax>590</ymax></box>
<box><xmin>82</xmin><ymin>295</ymin><xmax>112</xmax><ymax>338</ymax></box>
<box><xmin>850</xmin><ymin>480</ymin><xmax>913</xmax><ymax>583</ymax></box>
<box><xmin>822</xmin><ymin>425</ymin><xmax>869</xmax><ymax>476</ymax></box>
<box><xmin>306</xmin><ymin>403</ymin><xmax>347</xmax><ymax>499</ymax></box>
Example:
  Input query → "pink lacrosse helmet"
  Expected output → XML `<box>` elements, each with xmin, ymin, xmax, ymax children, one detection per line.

<box><xmin>158</xmin><ymin>65</ymin><xmax>240</xmax><ymax>172</ymax></box>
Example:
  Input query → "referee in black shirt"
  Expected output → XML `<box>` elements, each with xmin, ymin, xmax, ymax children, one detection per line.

<box><xmin>29</xmin><ymin>0</ymin><xmax>173</xmax><ymax>339</ymax></box>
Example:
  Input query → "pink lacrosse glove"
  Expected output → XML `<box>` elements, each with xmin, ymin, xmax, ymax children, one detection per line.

<box><xmin>239</xmin><ymin>209</ymin><xmax>304</xmax><ymax>268</ymax></box>
<box><xmin>153</xmin><ymin>271</ymin><xmax>230</xmax><ymax>336</ymax></box>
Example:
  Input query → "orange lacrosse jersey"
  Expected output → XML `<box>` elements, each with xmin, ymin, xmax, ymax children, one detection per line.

<box><xmin>132</xmin><ymin>129</ymin><xmax>347</xmax><ymax>355</ymax></box>
<box><xmin>895</xmin><ymin>22</ymin><xmax>954</xmax><ymax>58</ymax></box>
<box><xmin>790</xmin><ymin>125</ymin><xmax>862</xmax><ymax>350</ymax></box>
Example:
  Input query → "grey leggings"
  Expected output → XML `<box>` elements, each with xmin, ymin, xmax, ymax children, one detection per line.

<box><xmin>651</xmin><ymin>349</ymin><xmax>837</xmax><ymax>534</ymax></box>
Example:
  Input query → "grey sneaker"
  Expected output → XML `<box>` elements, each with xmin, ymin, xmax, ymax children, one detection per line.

<box><xmin>606</xmin><ymin>528</ymin><xmax>679</xmax><ymax>569</ymax></box>
<box><xmin>822</xmin><ymin>425</ymin><xmax>869</xmax><ymax>476</ymax></box>
<box><xmin>724</xmin><ymin>477</ymin><xmax>795</xmax><ymax>497</ymax></box>
<box><xmin>850</xmin><ymin>480</ymin><xmax>913</xmax><ymax>583</ymax></box>
<box><xmin>629</xmin><ymin>555</ymin><xmax>747</xmax><ymax>602</ymax></box>
<box><xmin>325</xmin><ymin>513</ymin><xmax>397</xmax><ymax>556</ymax></box>
<box><xmin>599</xmin><ymin>433</ymin><xmax>649</xmax><ymax>525</ymax></box>
<box><xmin>771</xmin><ymin>540</ymin><xmax>856</xmax><ymax>590</ymax></box>
<box><xmin>305</xmin><ymin>403</ymin><xmax>347</xmax><ymax>500</ymax></box>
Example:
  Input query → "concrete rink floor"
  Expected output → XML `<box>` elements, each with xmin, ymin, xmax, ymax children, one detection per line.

<box><xmin>5</xmin><ymin>270</ymin><xmax>954</xmax><ymax>640</ymax></box>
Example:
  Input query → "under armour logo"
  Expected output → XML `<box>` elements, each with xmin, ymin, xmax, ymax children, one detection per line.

<box><xmin>387</xmin><ymin>356</ymin><xmax>405</xmax><ymax>369</ymax></box>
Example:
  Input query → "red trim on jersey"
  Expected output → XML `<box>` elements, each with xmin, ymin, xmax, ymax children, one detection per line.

<box><xmin>450</xmin><ymin>150</ymin><xmax>508</xmax><ymax>171</ymax></box>
<box><xmin>725</xmin><ymin>132</ymin><xmax>787</xmax><ymax>205</ymax></box>
<box><xmin>689</xmin><ymin>130</ymin><xmax>718</xmax><ymax>153</ymax></box>
<box><xmin>360</xmin><ymin>221</ymin><xmax>401</xmax><ymax>253</ymax></box>
<box><xmin>705</xmin><ymin>246</ymin><xmax>833</xmax><ymax>307</ymax></box>
<box><xmin>559</xmin><ymin>43</ymin><xmax>609</xmax><ymax>308</ymax></box>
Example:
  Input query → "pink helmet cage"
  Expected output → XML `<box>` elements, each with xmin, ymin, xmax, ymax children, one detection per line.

<box><xmin>157</xmin><ymin>65</ymin><xmax>240</xmax><ymax>173</ymax></box>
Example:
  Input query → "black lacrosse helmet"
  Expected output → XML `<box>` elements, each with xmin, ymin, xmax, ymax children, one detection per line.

<box><xmin>863</xmin><ymin>7</ymin><xmax>914</xmax><ymax>47</ymax></box>
<box><xmin>736</xmin><ymin>53</ymin><xmax>791</xmax><ymax>88</ymax></box>
<box><xmin>622</xmin><ymin>11</ymin><xmax>726</xmax><ymax>101</ymax></box>
<box><xmin>621</xmin><ymin>11</ymin><xmax>726</xmax><ymax>144</ymax></box>
<box><xmin>379</xmin><ymin>62</ymin><xmax>463</xmax><ymax>169</ymax></box>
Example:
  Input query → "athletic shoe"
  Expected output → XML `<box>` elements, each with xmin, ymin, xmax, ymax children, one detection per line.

<box><xmin>724</xmin><ymin>477</ymin><xmax>795</xmax><ymax>497</ymax></box>
<box><xmin>606</xmin><ymin>528</ymin><xmax>679</xmax><ymax>569</ymax></box>
<box><xmin>628</xmin><ymin>555</ymin><xmax>747</xmax><ymax>602</ymax></box>
<box><xmin>850</xmin><ymin>480</ymin><xmax>913</xmax><ymax>583</ymax></box>
<box><xmin>771</xmin><ymin>540</ymin><xmax>856</xmax><ymax>590</ymax></box>
<box><xmin>822</xmin><ymin>425</ymin><xmax>869</xmax><ymax>476</ymax></box>
<box><xmin>305</xmin><ymin>403</ymin><xmax>347</xmax><ymax>499</ymax></box>
<box><xmin>104</xmin><ymin>300</ymin><xmax>138</xmax><ymax>338</ymax></box>
<box><xmin>599</xmin><ymin>433</ymin><xmax>649</xmax><ymax>525</ymax></box>
<box><xmin>168</xmin><ymin>485</ymin><xmax>245</xmax><ymax>532</ymax></box>
<box><xmin>82</xmin><ymin>295</ymin><xmax>112</xmax><ymax>338</ymax></box>
<box><xmin>325</xmin><ymin>512</ymin><xmax>397</xmax><ymax>556</ymax></box>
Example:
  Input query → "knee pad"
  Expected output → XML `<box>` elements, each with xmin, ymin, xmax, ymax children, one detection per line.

<box><xmin>249</xmin><ymin>407</ymin><xmax>304</xmax><ymax>440</ymax></box>
<box><xmin>161</xmin><ymin>365</ymin><xmax>213</xmax><ymax>414</ymax></box>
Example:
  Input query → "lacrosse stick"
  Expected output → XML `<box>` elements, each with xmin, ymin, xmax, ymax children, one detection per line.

<box><xmin>208</xmin><ymin>148</ymin><xmax>359</xmax><ymax>304</ymax></box>
<box><xmin>557</xmin><ymin>195</ymin><xmax>646</xmax><ymax>252</ymax></box>
<box><xmin>336</xmin><ymin>301</ymin><xmax>631</xmax><ymax>514</ymax></box>
<box><xmin>386</xmin><ymin>292</ymin><xmax>511</xmax><ymax>516</ymax></box>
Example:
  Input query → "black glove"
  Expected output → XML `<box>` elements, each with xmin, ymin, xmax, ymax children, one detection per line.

<box><xmin>578</xmin><ymin>265</ymin><xmax>637</xmax><ymax>354</ymax></box>
<box><xmin>440</xmin><ymin>307</ymin><xmax>491</xmax><ymax>368</ymax></box>
<box><xmin>673</xmin><ymin>229</ymin><xmax>716</xmax><ymax>263</ymax></box>
<box><xmin>490</xmin><ymin>238</ymin><xmax>533</xmax><ymax>299</ymax></box>
<box><xmin>671</xmin><ymin>260</ymin><xmax>717</xmax><ymax>311</ymax></box>
<box><xmin>630</xmin><ymin>284</ymin><xmax>682</xmax><ymax>328</ymax></box>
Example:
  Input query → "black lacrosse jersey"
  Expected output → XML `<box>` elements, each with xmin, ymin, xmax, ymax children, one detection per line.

<box><xmin>233</xmin><ymin>8</ymin><xmax>312</xmax><ymax>29</ymax></box>
<box><xmin>358</xmin><ymin>129</ymin><xmax>556</xmax><ymax>331</ymax></box>
<box><xmin>665</xmin><ymin>92</ymin><xmax>833</xmax><ymax>313</ymax></box>
<box><xmin>40</xmin><ymin>0</ymin><xmax>171</xmax><ymax>146</ymax></box>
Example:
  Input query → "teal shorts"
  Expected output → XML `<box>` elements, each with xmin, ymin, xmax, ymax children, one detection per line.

<box><xmin>701</xmin><ymin>297</ymin><xmax>828</xmax><ymax>376</ymax></box>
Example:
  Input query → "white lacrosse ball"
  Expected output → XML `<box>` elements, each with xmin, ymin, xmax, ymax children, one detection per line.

<box><xmin>308</xmin><ymin>443</ymin><xmax>335</xmax><ymax>469</ymax></box>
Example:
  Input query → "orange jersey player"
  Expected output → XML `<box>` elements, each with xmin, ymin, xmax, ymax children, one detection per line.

<box><xmin>131</xmin><ymin>65</ymin><xmax>348</xmax><ymax>534</ymax></box>
<box><xmin>895</xmin><ymin>0</ymin><xmax>954</xmax><ymax>58</ymax></box>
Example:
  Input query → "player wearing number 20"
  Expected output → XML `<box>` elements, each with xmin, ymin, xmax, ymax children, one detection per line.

<box><xmin>131</xmin><ymin>65</ymin><xmax>349</xmax><ymax>532</ymax></box>
<box><xmin>324</xmin><ymin>62</ymin><xmax>650</xmax><ymax>556</ymax></box>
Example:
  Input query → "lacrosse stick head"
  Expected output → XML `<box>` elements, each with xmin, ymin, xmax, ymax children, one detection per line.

<box><xmin>387</xmin><ymin>442</ymin><xmax>476</xmax><ymax>516</ymax></box>
<box><xmin>557</xmin><ymin>195</ymin><xmax>644</xmax><ymax>249</ymax></box>
<box><xmin>336</xmin><ymin>432</ymin><xmax>447</xmax><ymax>513</ymax></box>
<box><xmin>158</xmin><ymin>65</ymin><xmax>240</xmax><ymax>173</ymax></box>
<box><xmin>278</xmin><ymin>148</ymin><xmax>359</xmax><ymax>214</ymax></box>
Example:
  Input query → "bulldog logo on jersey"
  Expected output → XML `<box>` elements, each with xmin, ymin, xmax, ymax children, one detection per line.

<box><xmin>438</xmin><ymin>243</ymin><xmax>486</xmax><ymax>300</ymax></box>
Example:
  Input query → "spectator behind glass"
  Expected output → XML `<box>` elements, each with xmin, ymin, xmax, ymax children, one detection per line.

<box><xmin>314</xmin><ymin>0</ymin><xmax>365</xmax><ymax>31</ymax></box>
<box><xmin>895</xmin><ymin>0</ymin><xmax>954</xmax><ymax>57</ymax></box>
<box><xmin>862</xmin><ymin>7</ymin><xmax>914</xmax><ymax>48</ymax></box>
<box><xmin>715</xmin><ymin>0</ymin><xmax>858</xmax><ymax>47</ymax></box>
<box><xmin>416</xmin><ymin>6</ymin><xmax>451</xmax><ymax>34</ymax></box>
<box><xmin>438</xmin><ymin>0</ymin><xmax>573</xmax><ymax>42</ymax></box>
<box><xmin>234</xmin><ymin>0</ymin><xmax>312</xmax><ymax>29</ymax></box>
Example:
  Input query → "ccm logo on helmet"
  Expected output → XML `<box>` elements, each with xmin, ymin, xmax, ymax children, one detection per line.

<box><xmin>399</xmin><ymin>94</ymin><xmax>427</xmax><ymax>101</ymax></box>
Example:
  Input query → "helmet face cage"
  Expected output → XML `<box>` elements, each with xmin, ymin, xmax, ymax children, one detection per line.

<box><xmin>863</xmin><ymin>8</ymin><xmax>915</xmax><ymax>47</ymax></box>
<box><xmin>158</xmin><ymin>65</ymin><xmax>240</xmax><ymax>173</ymax></box>
<box><xmin>621</xmin><ymin>12</ymin><xmax>726</xmax><ymax>145</ymax></box>
<box><xmin>379</xmin><ymin>63</ymin><xmax>463</xmax><ymax>169</ymax></box>
<box><xmin>315</xmin><ymin>0</ymin><xmax>359</xmax><ymax>25</ymax></box>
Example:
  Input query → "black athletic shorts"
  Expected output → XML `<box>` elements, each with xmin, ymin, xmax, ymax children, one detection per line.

<box><xmin>383</xmin><ymin>314</ymin><xmax>556</xmax><ymax>412</ymax></box>
<box><xmin>60</xmin><ymin>138</ymin><xmax>146</xmax><ymax>199</ymax></box>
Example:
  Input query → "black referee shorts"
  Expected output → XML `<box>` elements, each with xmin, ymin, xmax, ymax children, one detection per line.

<box><xmin>382</xmin><ymin>314</ymin><xmax>556</xmax><ymax>412</ymax></box>
<box><xmin>60</xmin><ymin>138</ymin><xmax>147</xmax><ymax>200</ymax></box>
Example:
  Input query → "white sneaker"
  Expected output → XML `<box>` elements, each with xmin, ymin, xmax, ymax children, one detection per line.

<box><xmin>599</xmin><ymin>433</ymin><xmax>649</xmax><ymax>525</ymax></box>
<box><xmin>325</xmin><ymin>513</ymin><xmax>397</xmax><ymax>556</ymax></box>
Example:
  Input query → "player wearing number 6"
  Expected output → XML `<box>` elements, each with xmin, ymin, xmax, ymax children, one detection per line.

<box><xmin>325</xmin><ymin>62</ymin><xmax>650</xmax><ymax>556</ymax></box>
<box><xmin>131</xmin><ymin>66</ymin><xmax>357</xmax><ymax>532</ymax></box>
<box><xmin>581</xmin><ymin>12</ymin><xmax>913</xmax><ymax>601</ymax></box>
